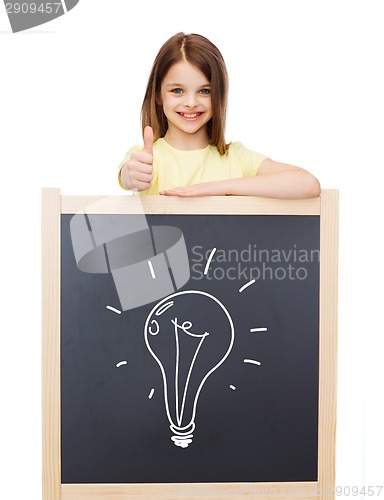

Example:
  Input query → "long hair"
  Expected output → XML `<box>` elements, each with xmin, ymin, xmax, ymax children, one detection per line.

<box><xmin>141</xmin><ymin>33</ymin><xmax>229</xmax><ymax>155</ymax></box>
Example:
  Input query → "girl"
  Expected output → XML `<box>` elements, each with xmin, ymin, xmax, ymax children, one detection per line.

<box><xmin>118</xmin><ymin>33</ymin><xmax>320</xmax><ymax>199</ymax></box>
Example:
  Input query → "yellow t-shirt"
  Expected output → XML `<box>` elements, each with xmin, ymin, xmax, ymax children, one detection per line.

<box><xmin>118</xmin><ymin>138</ymin><xmax>268</xmax><ymax>195</ymax></box>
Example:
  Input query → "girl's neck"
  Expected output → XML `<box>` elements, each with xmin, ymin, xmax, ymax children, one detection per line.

<box><xmin>163</xmin><ymin>127</ymin><xmax>210</xmax><ymax>151</ymax></box>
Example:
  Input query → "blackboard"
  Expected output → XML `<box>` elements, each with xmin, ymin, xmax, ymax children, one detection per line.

<box><xmin>42</xmin><ymin>192</ymin><xmax>338</xmax><ymax>500</ymax></box>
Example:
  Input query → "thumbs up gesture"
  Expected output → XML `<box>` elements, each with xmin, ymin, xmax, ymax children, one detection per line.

<box><xmin>121</xmin><ymin>126</ymin><xmax>154</xmax><ymax>191</ymax></box>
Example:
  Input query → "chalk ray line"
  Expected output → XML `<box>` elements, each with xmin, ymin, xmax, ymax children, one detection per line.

<box><xmin>244</xmin><ymin>359</ymin><xmax>261</xmax><ymax>366</ymax></box>
<box><xmin>148</xmin><ymin>260</ymin><xmax>156</xmax><ymax>279</ymax></box>
<box><xmin>204</xmin><ymin>247</ymin><xmax>217</xmax><ymax>275</ymax></box>
<box><xmin>106</xmin><ymin>305</ymin><xmax>122</xmax><ymax>314</ymax></box>
<box><xmin>239</xmin><ymin>279</ymin><xmax>255</xmax><ymax>293</ymax></box>
<box><xmin>116</xmin><ymin>361</ymin><xmax>127</xmax><ymax>367</ymax></box>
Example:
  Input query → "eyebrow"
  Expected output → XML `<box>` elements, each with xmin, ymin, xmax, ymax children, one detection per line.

<box><xmin>165</xmin><ymin>83</ymin><xmax>211</xmax><ymax>87</ymax></box>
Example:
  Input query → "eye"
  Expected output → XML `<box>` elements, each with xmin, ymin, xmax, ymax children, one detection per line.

<box><xmin>199</xmin><ymin>88</ymin><xmax>211</xmax><ymax>95</ymax></box>
<box><xmin>171</xmin><ymin>88</ymin><xmax>183</xmax><ymax>94</ymax></box>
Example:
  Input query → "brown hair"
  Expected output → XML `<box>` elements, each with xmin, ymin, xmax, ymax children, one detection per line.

<box><xmin>141</xmin><ymin>32</ymin><xmax>229</xmax><ymax>155</ymax></box>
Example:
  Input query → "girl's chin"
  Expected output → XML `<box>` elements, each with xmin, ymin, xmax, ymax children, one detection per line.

<box><xmin>169</xmin><ymin>123</ymin><xmax>206</xmax><ymax>136</ymax></box>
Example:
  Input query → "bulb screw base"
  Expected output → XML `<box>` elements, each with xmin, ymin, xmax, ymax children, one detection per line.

<box><xmin>169</xmin><ymin>422</ymin><xmax>195</xmax><ymax>448</ymax></box>
<box><xmin>171</xmin><ymin>434</ymin><xmax>193</xmax><ymax>448</ymax></box>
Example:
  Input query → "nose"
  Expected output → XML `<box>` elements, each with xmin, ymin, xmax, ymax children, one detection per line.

<box><xmin>184</xmin><ymin>92</ymin><xmax>199</xmax><ymax>108</ymax></box>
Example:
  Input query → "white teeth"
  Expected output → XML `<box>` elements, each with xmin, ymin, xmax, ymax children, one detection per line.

<box><xmin>179</xmin><ymin>113</ymin><xmax>201</xmax><ymax>118</ymax></box>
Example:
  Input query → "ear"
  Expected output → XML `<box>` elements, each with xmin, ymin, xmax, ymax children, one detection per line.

<box><xmin>155</xmin><ymin>91</ymin><xmax>162</xmax><ymax>106</ymax></box>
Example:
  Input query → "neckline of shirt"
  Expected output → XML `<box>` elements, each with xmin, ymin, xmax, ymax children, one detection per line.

<box><xmin>157</xmin><ymin>137</ymin><xmax>212</xmax><ymax>153</ymax></box>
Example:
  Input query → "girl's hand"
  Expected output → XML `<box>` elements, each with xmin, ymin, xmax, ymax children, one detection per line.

<box><xmin>120</xmin><ymin>126</ymin><xmax>153</xmax><ymax>191</ymax></box>
<box><xmin>160</xmin><ymin>180</ymin><xmax>227</xmax><ymax>197</ymax></box>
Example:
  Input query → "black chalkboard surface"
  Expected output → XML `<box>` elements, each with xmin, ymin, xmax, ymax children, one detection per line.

<box><xmin>60</xmin><ymin>213</ymin><xmax>320</xmax><ymax>484</ymax></box>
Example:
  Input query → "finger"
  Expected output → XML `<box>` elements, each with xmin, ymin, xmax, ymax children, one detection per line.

<box><xmin>131</xmin><ymin>158</ymin><xmax>153</xmax><ymax>172</ymax></box>
<box><xmin>131</xmin><ymin>151</ymin><xmax>153</xmax><ymax>166</ymax></box>
<box><xmin>137</xmin><ymin>181</ymin><xmax>152</xmax><ymax>191</ymax></box>
<box><xmin>159</xmin><ymin>189</ymin><xmax>183</xmax><ymax>197</ymax></box>
<box><xmin>135</xmin><ymin>172</ymin><xmax>152</xmax><ymax>183</ymax></box>
<box><xmin>142</xmin><ymin>126</ymin><xmax>154</xmax><ymax>154</ymax></box>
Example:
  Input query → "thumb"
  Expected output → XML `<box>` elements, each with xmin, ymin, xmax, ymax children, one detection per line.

<box><xmin>142</xmin><ymin>126</ymin><xmax>154</xmax><ymax>154</ymax></box>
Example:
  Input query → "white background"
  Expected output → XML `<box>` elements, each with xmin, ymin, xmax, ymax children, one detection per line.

<box><xmin>1</xmin><ymin>0</ymin><xmax>383</xmax><ymax>497</ymax></box>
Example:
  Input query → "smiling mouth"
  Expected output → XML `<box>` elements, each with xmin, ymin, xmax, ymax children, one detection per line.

<box><xmin>177</xmin><ymin>112</ymin><xmax>203</xmax><ymax>119</ymax></box>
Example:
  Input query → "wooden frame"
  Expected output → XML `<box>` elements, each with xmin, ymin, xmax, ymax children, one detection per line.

<box><xmin>42</xmin><ymin>189</ymin><xmax>338</xmax><ymax>500</ymax></box>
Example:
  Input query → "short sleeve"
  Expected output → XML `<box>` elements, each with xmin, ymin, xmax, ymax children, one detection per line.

<box><xmin>233</xmin><ymin>142</ymin><xmax>269</xmax><ymax>177</ymax></box>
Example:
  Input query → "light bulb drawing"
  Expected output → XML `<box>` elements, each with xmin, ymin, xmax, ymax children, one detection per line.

<box><xmin>144</xmin><ymin>290</ymin><xmax>235</xmax><ymax>448</ymax></box>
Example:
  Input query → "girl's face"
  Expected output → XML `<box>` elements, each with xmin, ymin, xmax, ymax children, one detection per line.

<box><xmin>158</xmin><ymin>61</ymin><xmax>212</xmax><ymax>148</ymax></box>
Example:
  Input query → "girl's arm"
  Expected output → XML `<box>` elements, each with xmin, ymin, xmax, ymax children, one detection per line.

<box><xmin>160</xmin><ymin>158</ymin><xmax>321</xmax><ymax>199</ymax></box>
